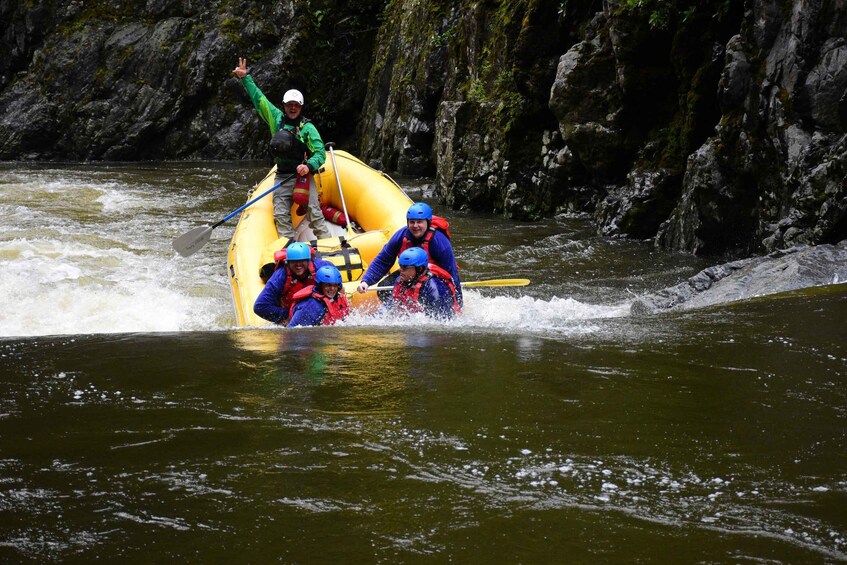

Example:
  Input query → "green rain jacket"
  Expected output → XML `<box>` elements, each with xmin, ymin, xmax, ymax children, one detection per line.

<box><xmin>240</xmin><ymin>75</ymin><xmax>326</xmax><ymax>174</ymax></box>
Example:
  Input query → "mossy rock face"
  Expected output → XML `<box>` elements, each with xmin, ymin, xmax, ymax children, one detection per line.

<box><xmin>435</xmin><ymin>100</ymin><xmax>507</xmax><ymax>210</ymax></box>
<box><xmin>359</xmin><ymin>0</ymin><xmax>568</xmax><ymax>179</ymax></box>
<box><xmin>0</xmin><ymin>0</ymin><xmax>387</xmax><ymax>160</ymax></box>
<box><xmin>1</xmin><ymin>0</ymin><xmax>845</xmax><ymax>258</ymax></box>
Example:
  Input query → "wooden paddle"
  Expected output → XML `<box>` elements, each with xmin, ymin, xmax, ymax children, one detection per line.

<box><xmin>172</xmin><ymin>173</ymin><xmax>295</xmax><ymax>257</ymax></box>
<box><xmin>366</xmin><ymin>278</ymin><xmax>530</xmax><ymax>291</ymax></box>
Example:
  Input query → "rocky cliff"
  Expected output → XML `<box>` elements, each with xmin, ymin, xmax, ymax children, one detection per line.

<box><xmin>0</xmin><ymin>0</ymin><xmax>384</xmax><ymax>160</ymax></box>
<box><xmin>1</xmin><ymin>0</ymin><xmax>845</xmax><ymax>258</ymax></box>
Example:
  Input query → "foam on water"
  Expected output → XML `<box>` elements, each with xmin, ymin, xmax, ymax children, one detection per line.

<box><xmin>0</xmin><ymin>235</ymin><xmax>228</xmax><ymax>337</ymax></box>
<box><xmin>341</xmin><ymin>291</ymin><xmax>629</xmax><ymax>336</ymax></box>
<box><xmin>1</xmin><ymin>169</ymin><xmax>232</xmax><ymax>337</ymax></box>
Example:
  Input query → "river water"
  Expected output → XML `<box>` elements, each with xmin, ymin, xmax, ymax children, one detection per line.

<box><xmin>1</xmin><ymin>162</ymin><xmax>845</xmax><ymax>562</ymax></box>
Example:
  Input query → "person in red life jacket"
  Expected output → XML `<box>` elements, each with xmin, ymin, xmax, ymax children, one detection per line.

<box><xmin>232</xmin><ymin>58</ymin><xmax>331</xmax><ymax>240</ymax></box>
<box><xmin>355</xmin><ymin>202</ymin><xmax>462</xmax><ymax>306</ymax></box>
<box><xmin>386</xmin><ymin>247</ymin><xmax>460</xmax><ymax>319</ymax></box>
<box><xmin>288</xmin><ymin>265</ymin><xmax>350</xmax><ymax>327</ymax></box>
<box><xmin>253</xmin><ymin>242</ymin><xmax>331</xmax><ymax>324</ymax></box>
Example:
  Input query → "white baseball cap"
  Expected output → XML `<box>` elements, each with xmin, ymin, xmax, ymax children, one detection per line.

<box><xmin>282</xmin><ymin>89</ymin><xmax>304</xmax><ymax>105</ymax></box>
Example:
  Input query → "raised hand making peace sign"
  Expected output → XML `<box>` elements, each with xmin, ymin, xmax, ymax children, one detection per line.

<box><xmin>232</xmin><ymin>57</ymin><xmax>247</xmax><ymax>79</ymax></box>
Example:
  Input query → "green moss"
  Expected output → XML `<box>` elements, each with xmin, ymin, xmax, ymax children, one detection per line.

<box><xmin>116</xmin><ymin>45</ymin><xmax>134</xmax><ymax>64</ymax></box>
<box><xmin>220</xmin><ymin>17</ymin><xmax>240</xmax><ymax>34</ymax></box>
<box><xmin>451</xmin><ymin>0</ymin><xmax>527</xmax><ymax>130</ymax></box>
<box><xmin>467</xmin><ymin>78</ymin><xmax>486</xmax><ymax>102</ymax></box>
<box><xmin>57</xmin><ymin>0</ymin><xmax>143</xmax><ymax>37</ymax></box>
<box><xmin>176</xmin><ymin>21</ymin><xmax>208</xmax><ymax>70</ymax></box>
<box><xmin>79</xmin><ymin>1</ymin><xmax>137</xmax><ymax>23</ymax></box>
<box><xmin>95</xmin><ymin>66</ymin><xmax>108</xmax><ymax>85</ymax></box>
<box><xmin>220</xmin><ymin>16</ymin><xmax>243</xmax><ymax>45</ymax></box>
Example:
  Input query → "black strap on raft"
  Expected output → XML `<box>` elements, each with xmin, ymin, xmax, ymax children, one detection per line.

<box><xmin>316</xmin><ymin>245</ymin><xmax>365</xmax><ymax>283</ymax></box>
<box><xmin>259</xmin><ymin>262</ymin><xmax>275</xmax><ymax>283</ymax></box>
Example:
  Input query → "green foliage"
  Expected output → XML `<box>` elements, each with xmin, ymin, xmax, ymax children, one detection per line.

<box><xmin>615</xmin><ymin>0</ymin><xmax>734</xmax><ymax>29</ymax></box>
<box><xmin>430</xmin><ymin>24</ymin><xmax>455</xmax><ymax>48</ymax></box>
<box><xmin>310</xmin><ymin>8</ymin><xmax>327</xmax><ymax>29</ymax></box>
<box><xmin>463</xmin><ymin>61</ymin><xmax>524</xmax><ymax>131</ymax></box>
<box><xmin>616</xmin><ymin>0</ymin><xmax>673</xmax><ymax>29</ymax></box>
<box><xmin>467</xmin><ymin>78</ymin><xmax>486</xmax><ymax>102</ymax></box>
<box><xmin>493</xmin><ymin>68</ymin><xmax>515</xmax><ymax>93</ymax></box>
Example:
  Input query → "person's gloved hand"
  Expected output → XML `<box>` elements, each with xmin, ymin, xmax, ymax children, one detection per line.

<box><xmin>357</xmin><ymin>281</ymin><xmax>369</xmax><ymax>294</ymax></box>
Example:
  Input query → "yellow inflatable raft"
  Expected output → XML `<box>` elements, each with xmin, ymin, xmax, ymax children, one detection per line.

<box><xmin>226</xmin><ymin>150</ymin><xmax>413</xmax><ymax>327</ymax></box>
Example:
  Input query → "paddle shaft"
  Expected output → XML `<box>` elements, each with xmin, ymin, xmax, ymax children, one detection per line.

<box><xmin>213</xmin><ymin>173</ymin><xmax>294</xmax><ymax>228</ymax></box>
<box><xmin>366</xmin><ymin>278</ymin><xmax>530</xmax><ymax>291</ymax></box>
<box><xmin>172</xmin><ymin>172</ymin><xmax>295</xmax><ymax>257</ymax></box>
<box><xmin>325</xmin><ymin>143</ymin><xmax>354</xmax><ymax>236</ymax></box>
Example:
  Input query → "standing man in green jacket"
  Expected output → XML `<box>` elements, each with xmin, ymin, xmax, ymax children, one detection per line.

<box><xmin>232</xmin><ymin>57</ymin><xmax>331</xmax><ymax>240</ymax></box>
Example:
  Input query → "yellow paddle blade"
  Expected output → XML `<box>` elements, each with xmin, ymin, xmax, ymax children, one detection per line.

<box><xmin>462</xmin><ymin>279</ymin><xmax>530</xmax><ymax>288</ymax></box>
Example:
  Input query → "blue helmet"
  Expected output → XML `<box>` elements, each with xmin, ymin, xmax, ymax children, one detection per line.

<box><xmin>398</xmin><ymin>247</ymin><xmax>429</xmax><ymax>268</ymax></box>
<box><xmin>286</xmin><ymin>242</ymin><xmax>311</xmax><ymax>261</ymax></box>
<box><xmin>406</xmin><ymin>202</ymin><xmax>433</xmax><ymax>221</ymax></box>
<box><xmin>316</xmin><ymin>265</ymin><xmax>343</xmax><ymax>285</ymax></box>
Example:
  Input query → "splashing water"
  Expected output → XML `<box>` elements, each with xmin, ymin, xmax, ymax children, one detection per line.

<box><xmin>1</xmin><ymin>166</ymin><xmax>233</xmax><ymax>336</ymax></box>
<box><xmin>0</xmin><ymin>164</ymin><xmax>634</xmax><ymax>338</ymax></box>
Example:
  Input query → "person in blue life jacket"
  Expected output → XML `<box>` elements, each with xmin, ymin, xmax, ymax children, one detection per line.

<box><xmin>385</xmin><ymin>247</ymin><xmax>460</xmax><ymax>320</ymax></box>
<box><xmin>254</xmin><ymin>242</ymin><xmax>331</xmax><ymax>324</ymax></box>
<box><xmin>356</xmin><ymin>202</ymin><xmax>462</xmax><ymax>306</ymax></box>
<box><xmin>288</xmin><ymin>265</ymin><xmax>350</xmax><ymax>327</ymax></box>
<box><xmin>232</xmin><ymin>57</ymin><xmax>331</xmax><ymax>240</ymax></box>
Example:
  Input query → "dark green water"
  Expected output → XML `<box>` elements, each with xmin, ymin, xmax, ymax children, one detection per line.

<box><xmin>0</xmin><ymin>163</ymin><xmax>845</xmax><ymax>561</ymax></box>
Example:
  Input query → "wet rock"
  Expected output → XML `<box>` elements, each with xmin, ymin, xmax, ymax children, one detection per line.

<box><xmin>595</xmin><ymin>168</ymin><xmax>682</xmax><ymax>239</ymax></box>
<box><xmin>801</xmin><ymin>38</ymin><xmax>847</xmax><ymax>130</ymax></box>
<box><xmin>435</xmin><ymin>100</ymin><xmax>506</xmax><ymax>211</ymax></box>
<box><xmin>656</xmin><ymin>137</ymin><xmax>758</xmax><ymax>255</ymax></box>
<box><xmin>631</xmin><ymin>241</ymin><xmax>847</xmax><ymax>314</ymax></box>
<box><xmin>548</xmin><ymin>16</ymin><xmax>625</xmax><ymax>184</ymax></box>
<box><xmin>717</xmin><ymin>34</ymin><xmax>751</xmax><ymax>111</ymax></box>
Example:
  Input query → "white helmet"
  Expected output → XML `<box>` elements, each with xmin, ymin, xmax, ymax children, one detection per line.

<box><xmin>282</xmin><ymin>89</ymin><xmax>304</xmax><ymax>105</ymax></box>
